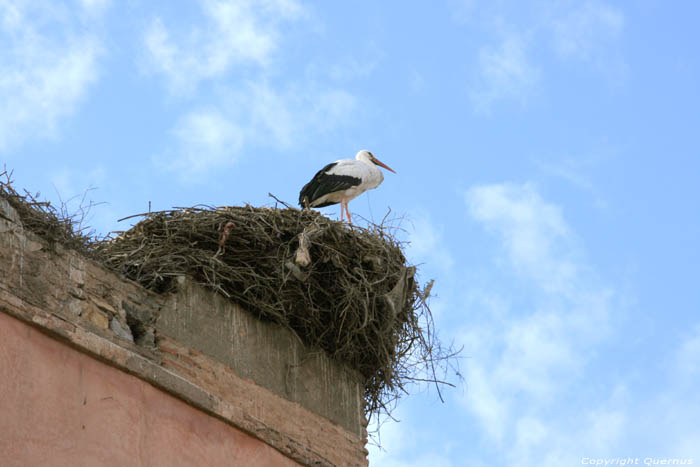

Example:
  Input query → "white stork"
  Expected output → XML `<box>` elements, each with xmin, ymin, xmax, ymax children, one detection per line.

<box><xmin>299</xmin><ymin>150</ymin><xmax>396</xmax><ymax>224</ymax></box>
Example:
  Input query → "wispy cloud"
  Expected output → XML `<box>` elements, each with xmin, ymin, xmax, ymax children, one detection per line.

<box><xmin>672</xmin><ymin>323</ymin><xmax>700</xmax><ymax>388</ymax></box>
<box><xmin>371</xmin><ymin>183</ymin><xmax>618</xmax><ymax>465</ymax></box>
<box><xmin>143</xmin><ymin>0</ymin><xmax>303</xmax><ymax>94</ymax></box>
<box><xmin>165</xmin><ymin>110</ymin><xmax>245</xmax><ymax>176</ymax></box>
<box><xmin>470</xmin><ymin>33</ymin><xmax>540</xmax><ymax>112</ymax></box>
<box><xmin>143</xmin><ymin>0</ymin><xmax>361</xmax><ymax>177</ymax></box>
<box><xmin>373</xmin><ymin>199</ymin><xmax>643</xmax><ymax>465</ymax></box>
<box><xmin>0</xmin><ymin>0</ymin><xmax>103</xmax><ymax>152</ymax></box>
<box><xmin>327</xmin><ymin>54</ymin><xmax>381</xmax><ymax>83</ymax></box>
<box><xmin>448</xmin><ymin>0</ymin><xmax>477</xmax><ymax>23</ymax></box>
<box><xmin>664</xmin><ymin>324</ymin><xmax>700</xmax><ymax>456</ymax></box>
<box><xmin>551</xmin><ymin>1</ymin><xmax>624</xmax><ymax>62</ymax></box>
<box><xmin>449</xmin><ymin>181</ymin><xmax>700</xmax><ymax>464</ymax></box>
<box><xmin>461</xmin><ymin>1</ymin><xmax>626</xmax><ymax>110</ymax></box>
<box><xmin>241</xmin><ymin>81</ymin><xmax>357</xmax><ymax>146</ymax></box>
<box><xmin>459</xmin><ymin>182</ymin><xmax>617</xmax><ymax>463</ymax></box>
<box><xmin>77</xmin><ymin>0</ymin><xmax>111</xmax><ymax>15</ymax></box>
<box><xmin>161</xmin><ymin>82</ymin><xmax>357</xmax><ymax>177</ymax></box>
<box><xmin>466</xmin><ymin>183</ymin><xmax>578</xmax><ymax>293</ymax></box>
<box><xmin>368</xmin><ymin>405</ymin><xmax>456</xmax><ymax>467</ymax></box>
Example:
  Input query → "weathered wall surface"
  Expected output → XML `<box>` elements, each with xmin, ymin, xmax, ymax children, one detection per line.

<box><xmin>0</xmin><ymin>198</ymin><xmax>369</xmax><ymax>467</ymax></box>
<box><xmin>0</xmin><ymin>311</ymin><xmax>298</xmax><ymax>467</ymax></box>
<box><xmin>158</xmin><ymin>277</ymin><xmax>364</xmax><ymax>434</ymax></box>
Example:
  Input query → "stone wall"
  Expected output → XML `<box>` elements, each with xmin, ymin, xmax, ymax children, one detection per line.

<box><xmin>0</xmin><ymin>198</ymin><xmax>369</xmax><ymax>467</ymax></box>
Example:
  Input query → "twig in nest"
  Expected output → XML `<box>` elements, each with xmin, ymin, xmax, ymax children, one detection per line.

<box><xmin>268</xmin><ymin>192</ymin><xmax>292</xmax><ymax>209</ymax></box>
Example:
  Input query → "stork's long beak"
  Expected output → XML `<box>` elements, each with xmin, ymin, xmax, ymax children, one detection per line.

<box><xmin>372</xmin><ymin>157</ymin><xmax>396</xmax><ymax>174</ymax></box>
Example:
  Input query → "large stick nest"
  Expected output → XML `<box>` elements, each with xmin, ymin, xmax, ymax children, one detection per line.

<box><xmin>2</xmin><ymin>169</ymin><xmax>454</xmax><ymax>419</ymax></box>
<box><xmin>94</xmin><ymin>205</ymin><xmax>437</xmax><ymax>416</ymax></box>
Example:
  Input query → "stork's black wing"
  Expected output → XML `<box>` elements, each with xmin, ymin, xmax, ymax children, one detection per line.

<box><xmin>299</xmin><ymin>162</ymin><xmax>362</xmax><ymax>208</ymax></box>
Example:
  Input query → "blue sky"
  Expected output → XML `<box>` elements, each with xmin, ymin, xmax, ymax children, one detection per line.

<box><xmin>3</xmin><ymin>1</ymin><xmax>700</xmax><ymax>465</ymax></box>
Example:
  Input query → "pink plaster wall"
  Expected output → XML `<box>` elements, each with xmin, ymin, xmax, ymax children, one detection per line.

<box><xmin>0</xmin><ymin>312</ymin><xmax>299</xmax><ymax>467</ymax></box>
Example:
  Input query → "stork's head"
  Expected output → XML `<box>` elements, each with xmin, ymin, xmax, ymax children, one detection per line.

<box><xmin>356</xmin><ymin>150</ymin><xmax>396</xmax><ymax>173</ymax></box>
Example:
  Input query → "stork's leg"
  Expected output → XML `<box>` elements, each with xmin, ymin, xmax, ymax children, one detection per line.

<box><xmin>345</xmin><ymin>201</ymin><xmax>352</xmax><ymax>224</ymax></box>
<box><xmin>339</xmin><ymin>202</ymin><xmax>346</xmax><ymax>223</ymax></box>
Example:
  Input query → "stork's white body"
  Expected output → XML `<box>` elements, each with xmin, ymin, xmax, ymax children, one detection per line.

<box><xmin>310</xmin><ymin>156</ymin><xmax>384</xmax><ymax>207</ymax></box>
<box><xmin>299</xmin><ymin>150</ymin><xmax>395</xmax><ymax>223</ymax></box>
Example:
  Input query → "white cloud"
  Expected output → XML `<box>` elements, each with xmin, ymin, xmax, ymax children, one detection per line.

<box><xmin>245</xmin><ymin>82</ymin><xmax>299</xmax><ymax>147</ymax></box>
<box><xmin>142</xmin><ymin>0</ymin><xmax>360</xmax><ymax>176</ymax></box>
<box><xmin>0</xmin><ymin>1</ymin><xmax>102</xmax><ymax>152</ymax></box>
<box><xmin>500</xmin><ymin>408</ymin><xmax>627</xmax><ymax>466</ymax></box>
<box><xmin>466</xmin><ymin>183</ymin><xmax>578</xmax><ymax>293</ymax></box>
<box><xmin>447</xmin><ymin>0</ymin><xmax>477</xmax><ymax>23</ymax></box>
<box><xmin>77</xmin><ymin>0</ymin><xmax>110</xmax><ymax>15</ymax></box>
<box><xmin>470</xmin><ymin>33</ymin><xmax>540</xmax><ymax>112</ymax></box>
<box><xmin>458</xmin><ymin>182</ymin><xmax>700</xmax><ymax>464</ymax></box>
<box><xmin>462</xmin><ymin>1</ymin><xmax>625</xmax><ymax>111</ymax></box>
<box><xmin>534</xmin><ymin>323</ymin><xmax>700</xmax><ymax>463</ymax></box>
<box><xmin>462</xmin><ymin>362</ymin><xmax>509</xmax><ymax>441</ymax></box>
<box><xmin>458</xmin><ymin>182</ymin><xmax>617</xmax><ymax>462</ymax></box>
<box><xmin>368</xmin><ymin>407</ymin><xmax>455</xmax><ymax>467</ymax></box>
<box><xmin>164</xmin><ymin>110</ymin><xmax>245</xmax><ymax>177</ymax></box>
<box><xmin>498</xmin><ymin>311</ymin><xmax>579</xmax><ymax>397</ymax></box>
<box><xmin>162</xmin><ymin>82</ymin><xmax>356</xmax><ymax>176</ymax></box>
<box><xmin>673</xmin><ymin>324</ymin><xmax>700</xmax><ymax>379</ymax></box>
<box><xmin>642</xmin><ymin>325</ymin><xmax>700</xmax><ymax>458</ymax></box>
<box><xmin>230</xmin><ymin>81</ymin><xmax>357</xmax><ymax>149</ymax></box>
<box><xmin>231</xmin><ymin>82</ymin><xmax>356</xmax><ymax>148</ymax></box>
<box><xmin>327</xmin><ymin>55</ymin><xmax>380</xmax><ymax>83</ymax></box>
<box><xmin>374</xmin><ymin>453</ymin><xmax>454</xmax><ymax>467</ymax></box>
<box><xmin>144</xmin><ymin>0</ymin><xmax>303</xmax><ymax>94</ymax></box>
<box><xmin>551</xmin><ymin>1</ymin><xmax>624</xmax><ymax>61</ymax></box>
